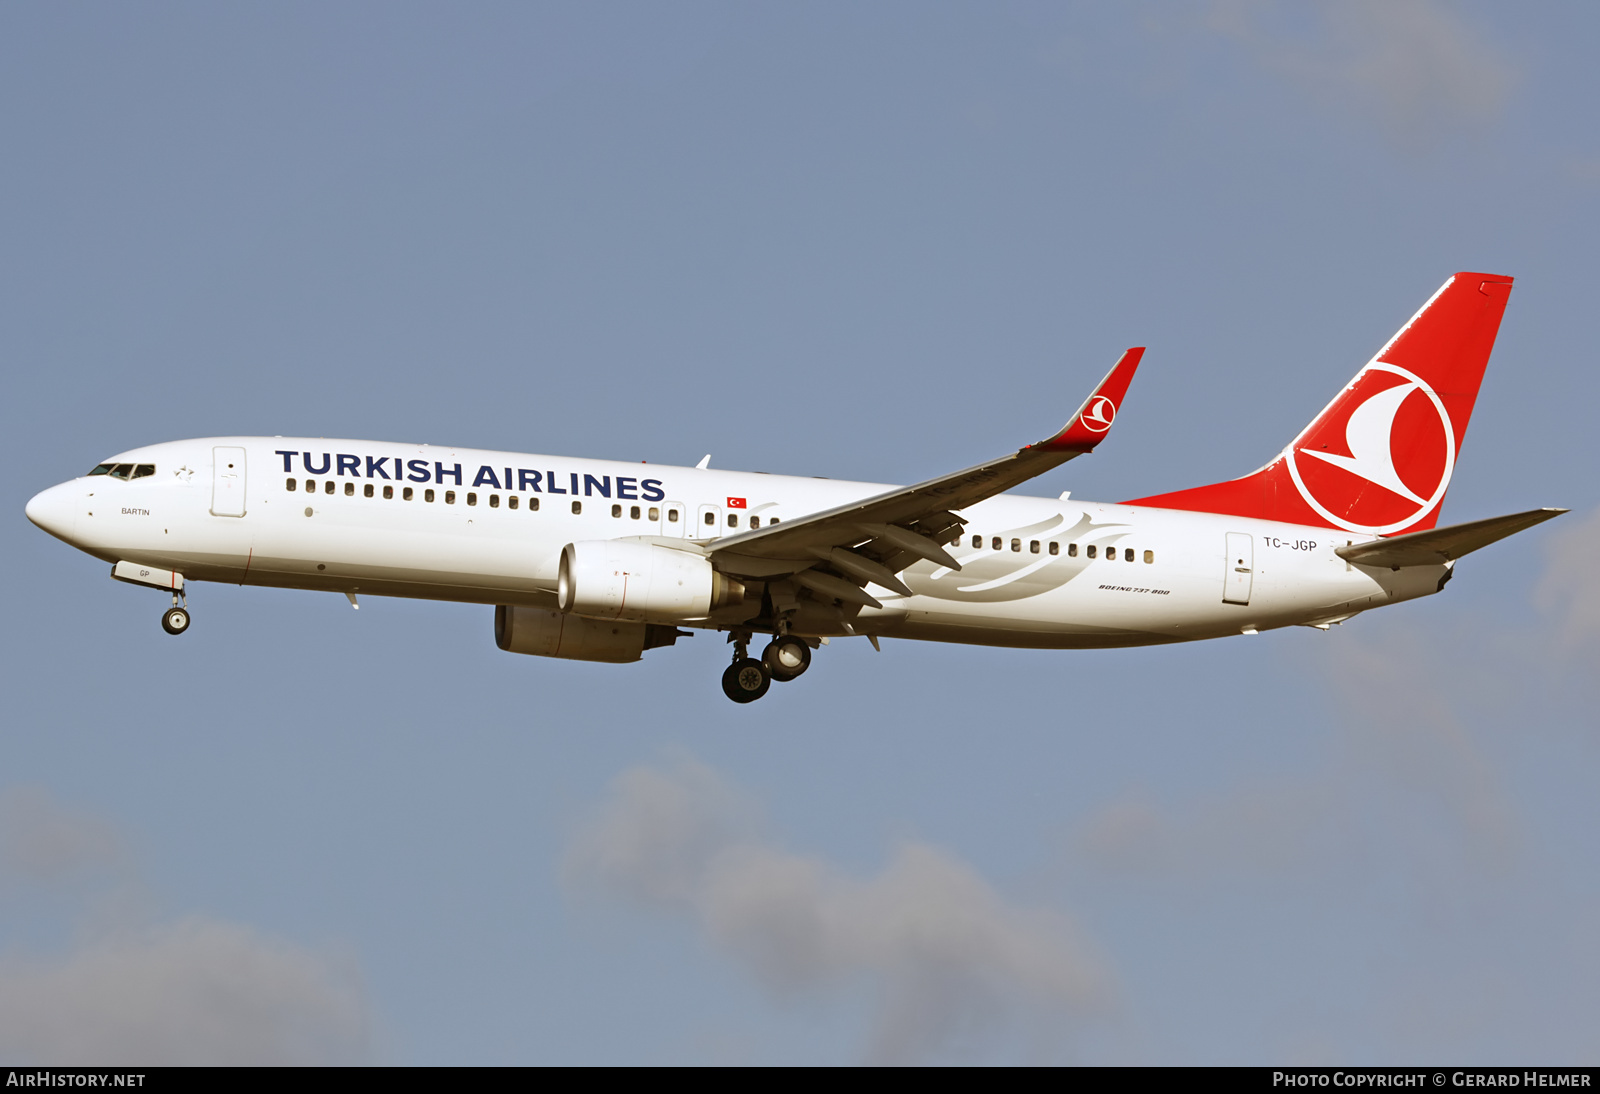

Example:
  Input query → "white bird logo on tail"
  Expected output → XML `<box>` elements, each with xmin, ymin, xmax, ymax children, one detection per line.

<box><xmin>1297</xmin><ymin>380</ymin><xmax>1428</xmax><ymax>504</ymax></box>
<box><xmin>1285</xmin><ymin>362</ymin><xmax>1457</xmax><ymax>536</ymax></box>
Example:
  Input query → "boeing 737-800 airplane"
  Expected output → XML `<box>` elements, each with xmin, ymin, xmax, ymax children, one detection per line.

<box><xmin>26</xmin><ymin>273</ymin><xmax>1564</xmax><ymax>702</ymax></box>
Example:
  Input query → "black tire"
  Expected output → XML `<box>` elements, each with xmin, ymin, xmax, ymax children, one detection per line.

<box><xmin>161</xmin><ymin>607</ymin><xmax>190</xmax><ymax>636</ymax></box>
<box><xmin>721</xmin><ymin>657</ymin><xmax>771</xmax><ymax>703</ymax></box>
<box><xmin>762</xmin><ymin>637</ymin><xmax>811</xmax><ymax>682</ymax></box>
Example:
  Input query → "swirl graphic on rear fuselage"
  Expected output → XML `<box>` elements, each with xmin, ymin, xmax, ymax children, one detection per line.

<box><xmin>897</xmin><ymin>511</ymin><xmax>1130</xmax><ymax>603</ymax></box>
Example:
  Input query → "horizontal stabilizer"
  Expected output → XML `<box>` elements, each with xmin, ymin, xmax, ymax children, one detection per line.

<box><xmin>1335</xmin><ymin>507</ymin><xmax>1566</xmax><ymax>568</ymax></box>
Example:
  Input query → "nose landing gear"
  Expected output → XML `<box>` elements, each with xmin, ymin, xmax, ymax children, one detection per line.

<box><xmin>110</xmin><ymin>563</ymin><xmax>191</xmax><ymax>636</ymax></box>
<box><xmin>161</xmin><ymin>605</ymin><xmax>191</xmax><ymax>635</ymax></box>
<box><xmin>160</xmin><ymin>589</ymin><xmax>190</xmax><ymax>636</ymax></box>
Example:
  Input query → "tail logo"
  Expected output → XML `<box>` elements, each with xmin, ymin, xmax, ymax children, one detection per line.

<box><xmin>1080</xmin><ymin>396</ymin><xmax>1117</xmax><ymax>434</ymax></box>
<box><xmin>1285</xmin><ymin>362</ymin><xmax>1456</xmax><ymax>535</ymax></box>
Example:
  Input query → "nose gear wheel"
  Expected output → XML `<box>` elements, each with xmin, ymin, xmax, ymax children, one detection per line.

<box><xmin>161</xmin><ymin>606</ymin><xmax>191</xmax><ymax>635</ymax></box>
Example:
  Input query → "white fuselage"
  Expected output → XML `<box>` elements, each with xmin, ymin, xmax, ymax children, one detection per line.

<box><xmin>26</xmin><ymin>437</ymin><xmax>1445</xmax><ymax>648</ymax></box>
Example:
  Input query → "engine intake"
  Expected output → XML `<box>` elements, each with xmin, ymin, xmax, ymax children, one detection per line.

<box><xmin>558</xmin><ymin>540</ymin><xmax>743</xmax><ymax>623</ymax></box>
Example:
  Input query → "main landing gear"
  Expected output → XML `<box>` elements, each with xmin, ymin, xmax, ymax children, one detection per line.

<box><xmin>161</xmin><ymin>593</ymin><xmax>190</xmax><ymax>636</ymax></box>
<box><xmin>763</xmin><ymin>636</ymin><xmax>811</xmax><ymax>681</ymax></box>
<box><xmin>720</xmin><ymin>631</ymin><xmax>813</xmax><ymax>703</ymax></box>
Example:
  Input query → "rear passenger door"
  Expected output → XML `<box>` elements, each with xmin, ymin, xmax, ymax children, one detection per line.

<box><xmin>1223</xmin><ymin>532</ymin><xmax>1253</xmax><ymax>605</ymax></box>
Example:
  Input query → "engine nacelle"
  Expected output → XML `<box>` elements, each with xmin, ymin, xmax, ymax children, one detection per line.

<box><xmin>495</xmin><ymin>605</ymin><xmax>683</xmax><ymax>663</ymax></box>
<box><xmin>557</xmin><ymin>540</ymin><xmax>743</xmax><ymax>623</ymax></box>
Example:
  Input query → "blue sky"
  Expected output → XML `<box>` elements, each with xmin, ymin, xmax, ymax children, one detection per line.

<box><xmin>3</xmin><ymin>1</ymin><xmax>1597</xmax><ymax>1064</ymax></box>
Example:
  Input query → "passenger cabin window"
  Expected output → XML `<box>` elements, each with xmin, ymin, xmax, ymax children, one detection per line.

<box><xmin>326</xmin><ymin>481</ymin><xmax>335</xmax><ymax>495</ymax></box>
<box><xmin>749</xmin><ymin>516</ymin><xmax>759</xmax><ymax>529</ymax></box>
<box><xmin>1011</xmin><ymin>538</ymin><xmax>1021</xmax><ymax>552</ymax></box>
<box><xmin>667</xmin><ymin>508</ymin><xmax>678</xmax><ymax>522</ymax></box>
<box><xmin>425</xmin><ymin>488</ymin><xmax>435</xmax><ymax>502</ymax></box>
<box><xmin>1049</xmin><ymin>542</ymin><xmax>1059</xmax><ymax>556</ymax></box>
<box><xmin>345</xmin><ymin>482</ymin><xmax>355</xmax><ymax>496</ymax></box>
<box><xmin>1087</xmin><ymin>545</ymin><xmax>1096</xmax><ymax>559</ymax></box>
<box><xmin>364</xmin><ymin>484</ymin><xmax>375</xmax><ymax>498</ymax></box>
<box><xmin>1030</xmin><ymin>540</ymin><xmax>1040</xmax><ymax>554</ymax></box>
<box><xmin>404</xmin><ymin>487</ymin><xmax>414</xmax><ymax>501</ymax></box>
<box><xmin>728</xmin><ymin>514</ymin><xmax>739</xmax><ymax>528</ymax></box>
<box><xmin>383</xmin><ymin>485</ymin><xmax>393</xmax><ymax>500</ymax></box>
<box><xmin>528</xmin><ymin>497</ymin><xmax>538</xmax><ymax>511</ymax></box>
<box><xmin>1125</xmin><ymin>548</ymin><xmax>1135</xmax><ymax>562</ymax></box>
<box><xmin>286</xmin><ymin>478</ymin><xmax>297</xmax><ymax>491</ymax></box>
<box><xmin>630</xmin><ymin>505</ymin><xmax>640</xmax><ymax>519</ymax></box>
<box><xmin>1144</xmin><ymin>550</ymin><xmax>1154</xmax><ymax>563</ymax></box>
<box><xmin>467</xmin><ymin>493</ymin><xmax>477</xmax><ymax>506</ymax></box>
<box><xmin>972</xmin><ymin>535</ymin><xmax>982</xmax><ymax>548</ymax></box>
<box><xmin>648</xmin><ymin>507</ymin><xmax>659</xmax><ymax>521</ymax></box>
<box><xmin>705</xmin><ymin>512</ymin><xmax>715</xmax><ymax>526</ymax></box>
<box><xmin>1068</xmin><ymin>543</ymin><xmax>1078</xmax><ymax>557</ymax></box>
<box><xmin>991</xmin><ymin>536</ymin><xmax>1002</xmax><ymax>550</ymax></box>
<box><xmin>507</xmin><ymin>495</ymin><xmax>517</xmax><ymax>509</ymax></box>
<box><xmin>445</xmin><ymin>490</ymin><xmax>456</xmax><ymax>504</ymax></box>
<box><xmin>571</xmin><ymin>501</ymin><xmax>582</xmax><ymax>515</ymax></box>
<box><xmin>488</xmin><ymin>494</ymin><xmax>498</xmax><ymax>508</ymax></box>
<box><xmin>611</xmin><ymin>504</ymin><xmax>622</xmax><ymax>518</ymax></box>
<box><xmin>304</xmin><ymin>479</ymin><xmax>315</xmax><ymax>492</ymax></box>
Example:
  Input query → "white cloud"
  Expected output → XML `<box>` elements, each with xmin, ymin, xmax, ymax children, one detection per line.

<box><xmin>0</xmin><ymin>787</ymin><xmax>369</xmax><ymax>1065</ymax></box>
<box><xmin>0</xmin><ymin>918</ymin><xmax>366</xmax><ymax>1066</ymax></box>
<box><xmin>1208</xmin><ymin>0</ymin><xmax>1516</xmax><ymax>141</ymax></box>
<box><xmin>567</xmin><ymin>760</ymin><xmax>1113</xmax><ymax>1065</ymax></box>
<box><xmin>1537</xmin><ymin>505</ymin><xmax>1600</xmax><ymax>653</ymax></box>
<box><xmin>1078</xmin><ymin>779</ymin><xmax>1345</xmax><ymax>878</ymax></box>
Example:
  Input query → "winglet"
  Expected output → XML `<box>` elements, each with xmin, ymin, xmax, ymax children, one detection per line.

<box><xmin>1032</xmin><ymin>347</ymin><xmax>1144</xmax><ymax>452</ymax></box>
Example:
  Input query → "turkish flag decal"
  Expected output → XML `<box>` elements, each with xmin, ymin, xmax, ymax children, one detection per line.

<box><xmin>726</xmin><ymin>497</ymin><xmax>746</xmax><ymax>509</ymax></box>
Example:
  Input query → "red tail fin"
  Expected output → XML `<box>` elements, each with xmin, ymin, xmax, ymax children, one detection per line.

<box><xmin>1126</xmin><ymin>273</ymin><xmax>1513</xmax><ymax>535</ymax></box>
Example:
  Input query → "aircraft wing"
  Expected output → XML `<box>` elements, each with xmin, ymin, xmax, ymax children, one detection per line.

<box><xmin>1334</xmin><ymin>507</ymin><xmax>1567</xmax><ymax>569</ymax></box>
<box><xmin>707</xmin><ymin>348</ymin><xmax>1144</xmax><ymax>599</ymax></box>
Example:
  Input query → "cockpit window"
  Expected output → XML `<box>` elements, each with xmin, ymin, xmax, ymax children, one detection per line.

<box><xmin>88</xmin><ymin>462</ymin><xmax>155</xmax><ymax>479</ymax></box>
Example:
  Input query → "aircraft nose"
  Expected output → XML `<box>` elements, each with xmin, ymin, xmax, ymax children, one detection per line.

<box><xmin>25</xmin><ymin>482</ymin><xmax>79</xmax><ymax>542</ymax></box>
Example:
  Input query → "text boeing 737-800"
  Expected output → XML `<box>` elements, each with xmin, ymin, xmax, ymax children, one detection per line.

<box><xmin>26</xmin><ymin>273</ymin><xmax>1565</xmax><ymax>702</ymax></box>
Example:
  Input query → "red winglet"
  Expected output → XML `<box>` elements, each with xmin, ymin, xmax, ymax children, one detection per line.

<box><xmin>1035</xmin><ymin>347</ymin><xmax>1145</xmax><ymax>452</ymax></box>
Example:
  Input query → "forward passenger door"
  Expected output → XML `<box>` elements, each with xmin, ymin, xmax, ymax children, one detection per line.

<box><xmin>211</xmin><ymin>447</ymin><xmax>247</xmax><ymax>517</ymax></box>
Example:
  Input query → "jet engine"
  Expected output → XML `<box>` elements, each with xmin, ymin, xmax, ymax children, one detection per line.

<box><xmin>558</xmin><ymin>540</ymin><xmax>743</xmax><ymax>623</ymax></box>
<box><xmin>494</xmin><ymin>605</ymin><xmax>683</xmax><ymax>663</ymax></box>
